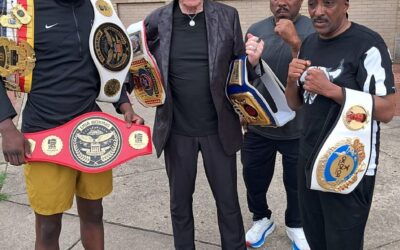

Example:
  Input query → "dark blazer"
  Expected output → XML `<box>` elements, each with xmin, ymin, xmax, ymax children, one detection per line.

<box><xmin>145</xmin><ymin>0</ymin><xmax>244</xmax><ymax>157</ymax></box>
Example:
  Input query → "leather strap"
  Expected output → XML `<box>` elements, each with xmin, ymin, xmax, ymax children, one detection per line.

<box><xmin>309</xmin><ymin>88</ymin><xmax>374</xmax><ymax>194</ymax></box>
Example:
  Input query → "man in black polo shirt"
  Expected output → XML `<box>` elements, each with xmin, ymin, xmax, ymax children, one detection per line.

<box><xmin>144</xmin><ymin>0</ymin><xmax>264</xmax><ymax>249</ymax></box>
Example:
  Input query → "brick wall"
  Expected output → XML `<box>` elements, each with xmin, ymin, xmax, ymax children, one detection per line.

<box><xmin>113</xmin><ymin>0</ymin><xmax>400</xmax><ymax>61</ymax></box>
<box><xmin>345</xmin><ymin>0</ymin><xmax>398</xmax><ymax>62</ymax></box>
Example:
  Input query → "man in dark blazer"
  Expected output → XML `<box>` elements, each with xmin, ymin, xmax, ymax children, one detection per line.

<box><xmin>144</xmin><ymin>0</ymin><xmax>264</xmax><ymax>249</ymax></box>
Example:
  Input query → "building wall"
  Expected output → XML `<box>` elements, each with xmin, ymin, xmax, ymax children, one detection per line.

<box><xmin>113</xmin><ymin>0</ymin><xmax>400</xmax><ymax>62</ymax></box>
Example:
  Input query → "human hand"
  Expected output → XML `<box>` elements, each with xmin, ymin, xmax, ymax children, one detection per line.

<box><xmin>245</xmin><ymin>33</ymin><xmax>264</xmax><ymax>67</ymax></box>
<box><xmin>274</xmin><ymin>19</ymin><xmax>301</xmax><ymax>56</ymax></box>
<box><xmin>119</xmin><ymin>103</ymin><xmax>145</xmax><ymax>127</ymax></box>
<box><xmin>287</xmin><ymin>58</ymin><xmax>311</xmax><ymax>86</ymax></box>
<box><xmin>0</xmin><ymin>119</ymin><xmax>31</xmax><ymax>166</ymax></box>
<box><xmin>124</xmin><ymin>112</ymin><xmax>145</xmax><ymax>127</ymax></box>
<box><xmin>303</xmin><ymin>68</ymin><xmax>335</xmax><ymax>96</ymax></box>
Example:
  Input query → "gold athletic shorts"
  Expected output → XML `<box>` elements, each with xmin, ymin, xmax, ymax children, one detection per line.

<box><xmin>24</xmin><ymin>162</ymin><xmax>112</xmax><ymax>215</ymax></box>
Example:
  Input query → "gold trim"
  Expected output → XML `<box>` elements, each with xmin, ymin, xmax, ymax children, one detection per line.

<box><xmin>104</xmin><ymin>79</ymin><xmax>121</xmax><ymax>97</ymax></box>
<box><xmin>70</xmin><ymin>117</ymin><xmax>122</xmax><ymax>168</ymax></box>
<box><xmin>41</xmin><ymin>136</ymin><xmax>63</xmax><ymax>156</ymax></box>
<box><xmin>95</xmin><ymin>0</ymin><xmax>113</xmax><ymax>17</ymax></box>
<box><xmin>316</xmin><ymin>138</ymin><xmax>367</xmax><ymax>192</ymax></box>
<box><xmin>12</xmin><ymin>4</ymin><xmax>32</xmax><ymax>25</ymax></box>
<box><xmin>130</xmin><ymin>58</ymin><xmax>165</xmax><ymax>107</ymax></box>
<box><xmin>129</xmin><ymin>131</ymin><xmax>149</xmax><ymax>150</ymax></box>
<box><xmin>229</xmin><ymin>92</ymin><xmax>272</xmax><ymax>126</ymax></box>
<box><xmin>93</xmin><ymin>23</ymin><xmax>131</xmax><ymax>71</ymax></box>
<box><xmin>343</xmin><ymin>105</ymin><xmax>370</xmax><ymax>131</ymax></box>
<box><xmin>228</xmin><ymin>60</ymin><xmax>242</xmax><ymax>86</ymax></box>
<box><xmin>0</xmin><ymin>38</ymin><xmax>35</xmax><ymax>79</ymax></box>
<box><xmin>0</xmin><ymin>15</ymin><xmax>22</xmax><ymax>29</ymax></box>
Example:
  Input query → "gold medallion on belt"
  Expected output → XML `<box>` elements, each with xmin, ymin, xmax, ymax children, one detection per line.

<box><xmin>95</xmin><ymin>0</ymin><xmax>113</xmax><ymax>17</ymax></box>
<box><xmin>93</xmin><ymin>23</ymin><xmax>131</xmax><ymax>72</ymax></box>
<box><xmin>316</xmin><ymin>138</ymin><xmax>367</xmax><ymax>192</ymax></box>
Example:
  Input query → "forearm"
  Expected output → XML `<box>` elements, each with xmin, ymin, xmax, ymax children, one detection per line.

<box><xmin>119</xmin><ymin>101</ymin><xmax>144</xmax><ymax>125</ymax></box>
<box><xmin>119</xmin><ymin>102</ymin><xmax>134</xmax><ymax>114</ymax></box>
<box><xmin>113</xmin><ymin>84</ymin><xmax>131</xmax><ymax>114</ymax></box>
<box><xmin>285</xmin><ymin>82</ymin><xmax>303</xmax><ymax>111</ymax></box>
<box><xmin>0</xmin><ymin>83</ymin><xmax>17</xmax><ymax>122</ymax></box>
<box><xmin>372</xmin><ymin>93</ymin><xmax>396</xmax><ymax>123</ymax></box>
<box><xmin>290</xmin><ymin>37</ymin><xmax>301</xmax><ymax>59</ymax></box>
<box><xmin>332</xmin><ymin>87</ymin><xmax>395</xmax><ymax>123</ymax></box>
<box><xmin>246</xmin><ymin>59</ymin><xmax>262</xmax><ymax>81</ymax></box>
<box><xmin>0</xmin><ymin>118</ymin><xmax>17</xmax><ymax>135</ymax></box>
<box><xmin>324</xmin><ymin>84</ymin><xmax>344</xmax><ymax>105</ymax></box>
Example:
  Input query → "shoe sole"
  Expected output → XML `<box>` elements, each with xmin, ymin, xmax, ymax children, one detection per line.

<box><xmin>291</xmin><ymin>242</ymin><xmax>300</xmax><ymax>250</ymax></box>
<box><xmin>287</xmin><ymin>230</ymin><xmax>309</xmax><ymax>250</ymax></box>
<box><xmin>246</xmin><ymin>222</ymin><xmax>276</xmax><ymax>248</ymax></box>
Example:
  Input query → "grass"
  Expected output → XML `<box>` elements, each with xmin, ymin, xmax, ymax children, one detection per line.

<box><xmin>0</xmin><ymin>172</ymin><xmax>8</xmax><ymax>201</ymax></box>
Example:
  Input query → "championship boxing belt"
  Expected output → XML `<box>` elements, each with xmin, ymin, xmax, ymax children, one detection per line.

<box><xmin>0</xmin><ymin>0</ymin><xmax>36</xmax><ymax>93</ymax></box>
<box><xmin>24</xmin><ymin>112</ymin><xmax>152</xmax><ymax>173</ymax></box>
<box><xmin>309</xmin><ymin>88</ymin><xmax>374</xmax><ymax>194</ymax></box>
<box><xmin>89</xmin><ymin>0</ymin><xmax>132</xmax><ymax>103</ymax></box>
<box><xmin>226</xmin><ymin>56</ymin><xmax>295</xmax><ymax>127</ymax></box>
<box><xmin>127</xmin><ymin>21</ymin><xmax>165</xmax><ymax>107</ymax></box>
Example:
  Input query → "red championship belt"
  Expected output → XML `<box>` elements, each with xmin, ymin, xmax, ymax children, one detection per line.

<box><xmin>24</xmin><ymin>112</ymin><xmax>152</xmax><ymax>173</ymax></box>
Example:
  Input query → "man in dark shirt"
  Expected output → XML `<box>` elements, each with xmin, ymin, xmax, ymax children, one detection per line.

<box><xmin>242</xmin><ymin>1</ymin><xmax>313</xmax><ymax>249</ymax></box>
<box><xmin>286</xmin><ymin>0</ymin><xmax>396</xmax><ymax>249</ymax></box>
<box><xmin>0</xmin><ymin>0</ymin><xmax>143</xmax><ymax>249</ymax></box>
<box><xmin>144</xmin><ymin>0</ymin><xmax>264</xmax><ymax>249</ymax></box>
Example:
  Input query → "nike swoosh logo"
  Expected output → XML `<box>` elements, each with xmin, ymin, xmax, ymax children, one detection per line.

<box><xmin>45</xmin><ymin>23</ymin><xmax>58</xmax><ymax>29</ymax></box>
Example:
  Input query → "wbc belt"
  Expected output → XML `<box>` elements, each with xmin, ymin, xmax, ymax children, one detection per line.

<box><xmin>226</xmin><ymin>56</ymin><xmax>295</xmax><ymax>127</ymax></box>
<box><xmin>309</xmin><ymin>88</ymin><xmax>374</xmax><ymax>194</ymax></box>
<box><xmin>24</xmin><ymin>112</ymin><xmax>152</xmax><ymax>173</ymax></box>
<box><xmin>89</xmin><ymin>0</ymin><xmax>132</xmax><ymax>103</ymax></box>
<box><xmin>127</xmin><ymin>21</ymin><xmax>165</xmax><ymax>107</ymax></box>
<box><xmin>0</xmin><ymin>0</ymin><xmax>36</xmax><ymax>93</ymax></box>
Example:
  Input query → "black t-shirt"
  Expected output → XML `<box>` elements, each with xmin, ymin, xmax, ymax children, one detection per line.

<box><xmin>168</xmin><ymin>4</ymin><xmax>218</xmax><ymax>136</ymax></box>
<box><xmin>0</xmin><ymin>0</ymin><xmax>129</xmax><ymax>132</ymax></box>
<box><xmin>247</xmin><ymin>15</ymin><xmax>315</xmax><ymax>140</ymax></box>
<box><xmin>298</xmin><ymin>22</ymin><xmax>396</xmax><ymax>175</ymax></box>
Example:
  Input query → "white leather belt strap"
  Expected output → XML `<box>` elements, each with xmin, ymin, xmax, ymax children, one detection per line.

<box><xmin>310</xmin><ymin>88</ymin><xmax>374</xmax><ymax>194</ymax></box>
<box><xmin>89</xmin><ymin>0</ymin><xmax>132</xmax><ymax>103</ymax></box>
<box><xmin>127</xmin><ymin>21</ymin><xmax>165</xmax><ymax>107</ymax></box>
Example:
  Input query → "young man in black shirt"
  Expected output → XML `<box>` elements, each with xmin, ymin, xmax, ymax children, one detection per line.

<box><xmin>286</xmin><ymin>0</ymin><xmax>396</xmax><ymax>249</ymax></box>
<box><xmin>144</xmin><ymin>0</ymin><xmax>264</xmax><ymax>249</ymax></box>
<box><xmin>0</xmin><ymin>0</ymin><xmax>143</xmax><ymax>248</ymax></box>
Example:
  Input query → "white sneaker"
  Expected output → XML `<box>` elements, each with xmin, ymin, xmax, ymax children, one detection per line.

<box><xmin>245</xmin><ymin>217</ymin><xmax>276</xmax><ymax>248</ymax></box>
<box><xmin>286</xmin><ymin>227</ymin><xmax>310</xmax><ymax>250</ymax></box>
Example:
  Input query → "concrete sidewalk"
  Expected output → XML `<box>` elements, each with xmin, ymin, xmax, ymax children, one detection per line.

<box><xmin>1</xmin><ymin>95</ymin><xmax>400</xmax><ymax>250</ymax></box>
